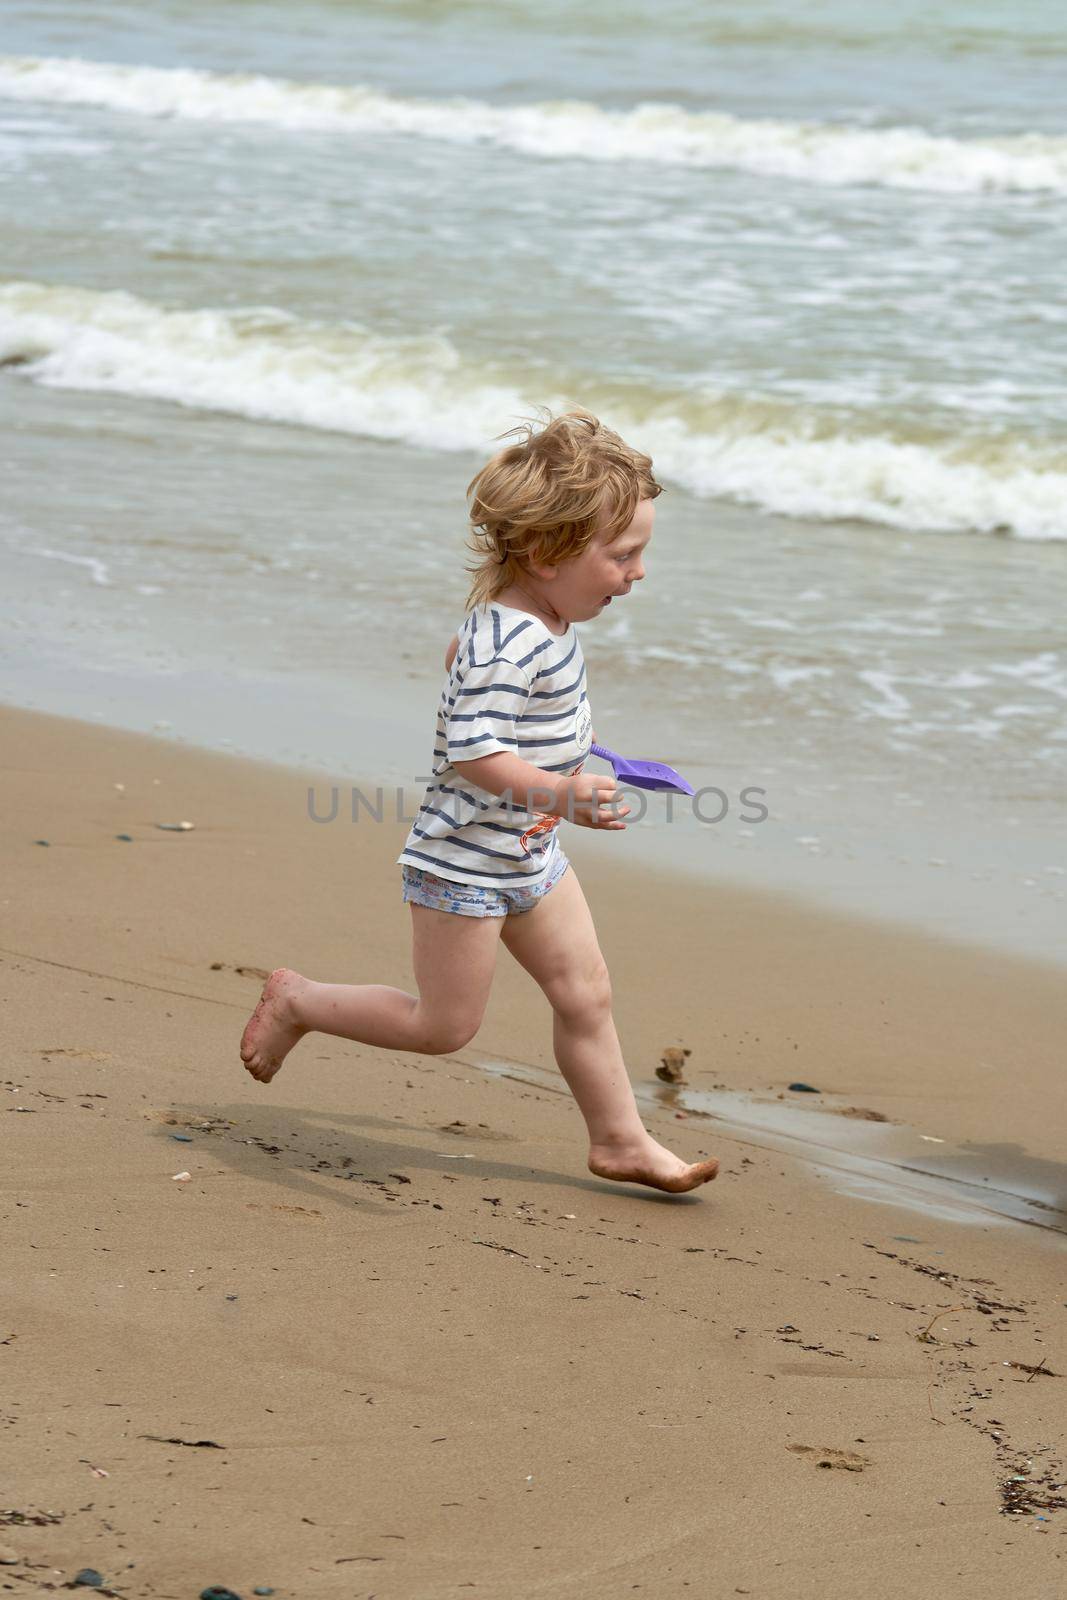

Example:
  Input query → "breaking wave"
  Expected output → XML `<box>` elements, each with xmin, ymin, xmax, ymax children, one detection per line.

<box><xmin>2</xmin><ymin>54</ymin><xmax>1067</xmax><ymax>194</ymax></box>
<box><xmin>2</xmin><ymin>278</ymin><xmax>1064</xmax><ymax>541</ymax></box>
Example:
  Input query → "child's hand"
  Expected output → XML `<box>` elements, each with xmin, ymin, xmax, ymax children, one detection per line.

<box><xmin>550</xmin><ymin>773</ymin><xmax>630</xmax><ymax>830</ymax></box>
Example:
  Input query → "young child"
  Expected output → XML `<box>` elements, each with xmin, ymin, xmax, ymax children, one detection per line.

<box><xmin>240</xmin><ymin>409</ymin><xmax>718</xmax><ymax>1195</ymax></box>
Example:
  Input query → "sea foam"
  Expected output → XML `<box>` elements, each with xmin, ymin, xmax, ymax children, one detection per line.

<box><xmin>2</xmin><ymin>54</ymin><xmax>1067</xmax><ymax>195</ymax></box>
<box><xmin>1</xmin><ymin>279</ymin><xmax>1064</xmax><ymax>542</ymax></box>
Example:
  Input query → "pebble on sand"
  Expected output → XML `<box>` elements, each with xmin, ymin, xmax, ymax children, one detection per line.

<box><xmin>656</xmin><ymin>1045</ymin><xmax>691</xmax><ymax>1083</ymax></box>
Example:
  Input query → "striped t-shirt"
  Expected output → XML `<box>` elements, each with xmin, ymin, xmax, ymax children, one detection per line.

<box><xmin>396</xmin><ymin>601</ymin><xmax>593</xmax><ymax>889</ymax></box>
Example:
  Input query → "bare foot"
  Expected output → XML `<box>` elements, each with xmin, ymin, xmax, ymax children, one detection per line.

<box><xmin>588</xmin><ymin>1133</ymin><xmax>719</xmax><ymax>1194</ymax></box>
<box><xmin>240</xmin><ymin>968</ymin><xmax>309</xmax><ymax>1083</ymax></box>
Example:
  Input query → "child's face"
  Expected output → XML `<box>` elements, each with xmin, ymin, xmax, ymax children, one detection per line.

<box><xmin>544</xmin><ymin>497</ymin><xmax>655</xmax><ymax>624</ymax></box>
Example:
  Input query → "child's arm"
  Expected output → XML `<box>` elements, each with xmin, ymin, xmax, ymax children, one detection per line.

<box><xmin>453</xmin><ymin>752</ymin><xmax>627</xmax><ymax>829</ymax></box>
<box><xmin>445</xmin><ymin>633</ymin><xmax>460</xmax><ymax>673</ymax></box>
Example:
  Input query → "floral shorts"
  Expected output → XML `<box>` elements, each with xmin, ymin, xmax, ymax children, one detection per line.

<box><xmin>401</xmin><ymin>845</ymin><xmax>571</xmax><ymax>919</ymax></box>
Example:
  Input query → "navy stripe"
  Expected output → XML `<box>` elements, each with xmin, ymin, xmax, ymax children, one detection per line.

<box><xmin>449</xmin><ymin>708</ymin><xmax>518</xmax><ymax>724</ymax></box>
<box><xmin>531</xmin><ymin>669</ymin><xmax>586</xmax><ymax>700</ymax></box>
<box><xmin>418</xmin><ymin>815</ymin><xmax>537</xmax><ymax>839</ymax></box>
<box><xmin>456</xmin><ymin>681</ymin><xmax>528</xmax><ymax>699</ymax></box>
<box><xmin>438</xmin><ymin>784</ymin><xmax>484</xmax><ymax>807</ymax></box>
<box><xmin>513</xmin><ymin>636</ymin><xmax>554</xmax><ymax>672</ymax></box>
<box><xmin>399</xmin><ymin>846</ymin><xmax>548</xmax><ymax>882</ymax></box>
<box><xmin>489</xmin><ymin>610</ymin><xmax>534</xmax><ymax>655</ymax></box>
<box><xmin>408</xmin><ymin>828</ymin><xmax>544</xmax><ymax>865</ymax></box>
<box><xmin>533</xmin><ymin>636</ymin><xmax>577</xmax><ymax>679</ymax></box>
<box><xmin>446</xmin><ymin>699</ymin><xmax>581</xmax><ymax>727</ymax></box>
<box><xmin>418</xmin><ymin>803</ymin><xmax>462</xmax><ymax>828</ymax></box>
<box><xmin>445</xmin><ymin>752</ymin><xmax>583</xmax><ymax>774</ymax></box>
<box><xmin>514</xmin><ymin>732</ymin><xmax>576</xmax><ymax>750</ymax></box>
<box><xmin>447</xmin><ymin>733</ymin><xmax>519</xmax><ymax>749</ymax></box>
<box><xmin>479</xmin><ymin>820</ymin><xmax>543</xmax><ymax>837</ymax></box>
<box><xmin>509</xmin><ymin>707</ymin><xmax>579</xmax><ymax>724</ymax></box>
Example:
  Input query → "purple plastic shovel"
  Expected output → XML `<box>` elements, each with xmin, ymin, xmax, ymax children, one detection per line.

<box><xmin>589</xmin><ymin>741</ymin><xmax>695</xmax><ymax>796</ymax></box>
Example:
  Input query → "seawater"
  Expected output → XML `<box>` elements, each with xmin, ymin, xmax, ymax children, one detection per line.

<box><xmin>1</xmin><ymin>0</ymin><xmax>1064</xmax><ymax>960</ymax></box>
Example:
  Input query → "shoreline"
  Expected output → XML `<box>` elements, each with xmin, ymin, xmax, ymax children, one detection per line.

<box><xmin>7</xmin><ymin>699</ymin><xmax>1067</xmax><ymax>1165</ymax></box>
<box><xmin>4</xmin><ymin>663</ymin><xmax>1065</xmax><ymax>973</ymax></box>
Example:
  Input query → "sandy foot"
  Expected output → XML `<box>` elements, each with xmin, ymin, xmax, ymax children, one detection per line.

<box><xmin>588</xmin><ymin>1135</ymin><xmax>719</xmax><ymax>1194</ymax></box>
<box><xmin>240</xmin><ymin>967</ymin><xmax>309</xmax><ymax>1083</ymax></box>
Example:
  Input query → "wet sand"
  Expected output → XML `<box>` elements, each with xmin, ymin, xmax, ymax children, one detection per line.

<box><xmin>3</xmin><ymin>704</ymin><xmax>1065</xmax><ymax>1596</ymax></box>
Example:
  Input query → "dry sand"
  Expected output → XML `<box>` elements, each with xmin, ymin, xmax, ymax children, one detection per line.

<box><xmin>3</xmin><ymin>705</ymin><xmax>1065</xmax><ymax>1598</ymax></box>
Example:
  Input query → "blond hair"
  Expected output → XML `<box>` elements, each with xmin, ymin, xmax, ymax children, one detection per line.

<box><xmin>463</xmin><ymin>407</ymin><xmax>662</xmax><ymax>612</ymax></box>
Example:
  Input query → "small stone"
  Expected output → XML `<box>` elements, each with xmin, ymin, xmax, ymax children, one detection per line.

<box><xmin>115</xmin><ymin>834</ymin><xmax>134</xmax><ymax>842</ymax></box>
<box><xmin>0</xmin><ymin>1544</ymin><xmax>20</xmax><ymax>1564</ymax></box>
<box><xmin>200</xmin><ymin>1588</ymin><xmax>243</xmax><ymax>1600</ymax></box>
<box><xmin>788</xmin><ymin>1081</ymin><xmax>820</xmax><ymax>1093</ymax></box>
<box><xmin>656</xmin><ymin>1045</ymin><xmax>690</xmax><ymax>1083</ymax></box>
<box><xmin>73</xmin><ymin>1571</ymin><xmax>105</xmax><ymax>1589</ymax></box>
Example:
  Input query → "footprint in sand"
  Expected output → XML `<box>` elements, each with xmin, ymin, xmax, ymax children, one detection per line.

<box><xmin>244</xmin><ymin>1203</ymin><xmax>323</xmax><ymax>1221</ymax></box>
<box><xmin>40</xmin><ymin>1048</ymin><xmax>112</xmax><ymax>1062</ymax></box>
<box><xmin>787</xmin><ymin>1444</ymin><xmax>871</xmax><ymax>1472</ymax></box>
<box><xmin>210</xmin><ymin>962</ymin><xmax>271</xmax><ymax>979</ymax></box>
<box><xmin>437</xmin><ymin>1120</ymin><xmax>516</xmax><ymax>1143</ymax></box>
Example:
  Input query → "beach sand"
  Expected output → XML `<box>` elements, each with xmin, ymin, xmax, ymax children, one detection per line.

<box><xmin>4</xmin><ymin>704</ymin><xmax>1065</xmax><ymax>1597</ymax></box>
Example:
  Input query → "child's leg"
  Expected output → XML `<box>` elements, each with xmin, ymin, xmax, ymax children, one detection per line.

<box><xmin>240</xmin><ymin>905</ymin><xmax>503</xmax><ymax>1082</ymax></box>
<box><xmin>499</xmin><ymin>868</ymin><xmax>718</xmax><ymax>1194</ymax></box>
